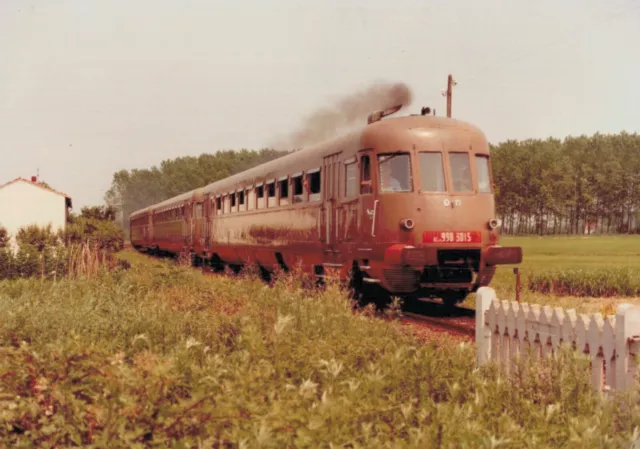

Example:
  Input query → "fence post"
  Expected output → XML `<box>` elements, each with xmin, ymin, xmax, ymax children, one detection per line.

<box><xmin>615</xmin><ymin>303</ymin><xmax>640</xmax><ymax>392</ymax></box>
<box><xmin>476</xmin><ymin>286</ymin><xmax>496</xmax><ymax>366</ymax></box>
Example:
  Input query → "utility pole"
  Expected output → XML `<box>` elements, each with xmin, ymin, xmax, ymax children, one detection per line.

<box><xmin>442</xmin><ymin>74</ymin><xmax>457</xmax><ymax>118</ymax></box>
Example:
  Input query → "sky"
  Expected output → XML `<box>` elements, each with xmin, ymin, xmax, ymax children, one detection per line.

<box><xmin>1</xmin><ymin>0</ymin><xmax>639</xmax><ymax>209</ymax></box>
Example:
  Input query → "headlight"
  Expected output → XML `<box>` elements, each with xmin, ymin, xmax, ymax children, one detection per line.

<box><xmin>488</xmin><ymin>218</ymin><xmax>499</xmax><ymax>230</ymax></box>
<box><xmin>400</xmin><ymin>218</ymin><xmax>414</xmax><ymax>230</ymax></box>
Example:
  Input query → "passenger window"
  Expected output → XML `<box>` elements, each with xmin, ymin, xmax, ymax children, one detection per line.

<box><xmin>378</xmin><ymin>153</ymin><xmax>412</xmax><ymax>192</ymax></box>
<box><xmin>345</xmin><ymin>162</ymin><xmax>357</xmax><ymax>197</ymax></box>
<box><xmin>267</xmin><ymin>181</ymin><xmax>277</xmax><ymax>207</ymax></box>
<box><xmin>257</xmin><ymin>184</ymin><xmax>265</xmax><ymax>209</ymax></box>
<box><xmin>292</xmin><ymin>175</ymin><xmax>304</xmax><ymax>203</ymax></box>
<box><xmin>475</xmin><ymin>155</ymin><xmax>492</xmax><ymax>193</ymax></box>
<box><xmin>307</xmin><ymin>170</ymin><xmax>321</xmax><ymax>201</ymax></box>
<box><xmin>450</xmin><ymin>152</ymin><xmax>473</xmax><ymax>192</ymax></box>
<box><xmin>360</xmin><ymin>155</ymin><xmax>372</xmax><ymax>194</ymax></box>
<box><xmin>418</xmin><ymin>152</ymin><xmax>446</xmax><ymax>192</ymax></box>
<box><xmin>237</xmin><ymin>190</ymin><xmax>245</xmax><ymax>211</ymax></box>
<box><xmin>279</xmin><ymin>178</ymin><xmax>289</xmax><ymax>205</ymax></box>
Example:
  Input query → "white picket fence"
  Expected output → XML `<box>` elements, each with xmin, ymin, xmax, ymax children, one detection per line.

<box><xmin>475</xmin><ymin>287</ymin><xmax>640</xmax><ymax>393</ymax></box>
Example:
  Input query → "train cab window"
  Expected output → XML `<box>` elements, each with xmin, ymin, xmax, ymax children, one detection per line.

<box><xmin>449</xmin><ymin>152</ymin><xmax>473</xmax><ymax>192</ymax></box>
<box><xmin>196</xmin><ymin>202</ymin><xmax>203</xmax><ymax>218</ymax></box>
<box><xmin>418</xmin><ymin>152</ymin><xmax>446</xmax><ymax>192</ymax></box>
<box><xmin>360</xmin><ymin>155</ymin><xmax>372</xmax><ymax>194</ymax></box>
<box><xmin>475</xmin><ymin>155</ymin><xmax>492</xmax><ymax>193</ymax></box>
<box><xmin>307</xmin><ymin>169</ymin><xmax>321</xmax><ymax>201</ymax></box>
<box><xmin>279</xmin><ymin>177</ymin><xmax>289</xmax><ymax>205</ymax></box>
<box><xmin>378</xmin><ymin>153</ymin><xmax>412</xmax><ymax>192</ymax></box>
<box><xmin>216</xmin><ymin>197</ymin><xmax>222</xmax><ymax>215</ymax></box>
<box><xmin>292</xmin><ymin>174</ymin><xmax>304</xmax><ymax>203</ymax></box>
<box><xmin>230</xmin><ymin>192</ymin><xmax>236</xmax><ymax>209</ymax></box>
<box><xmin>345</xmin><ymin>161</ymin><xmax>357</xmax><ymax>198</ymax></box>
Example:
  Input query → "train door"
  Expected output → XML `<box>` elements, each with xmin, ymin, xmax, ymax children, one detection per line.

<box><xmin>322</xmin><ymin>152</ymin><xmax>342</xmax><ymax>262</ymax></box>
<box><xmin>358</xmin><ymin>151</ymin><xmax>377</xmax><ymax>246</ymax></box>
<box><xmin>195</xmin><ymin>200</ymin><xmax>204</xmax><ymax>250</ymax></box>
<box><xmin>203</xmin><ymin>194</ymin><xmax>212</xmax><ymax>253</ymax></box>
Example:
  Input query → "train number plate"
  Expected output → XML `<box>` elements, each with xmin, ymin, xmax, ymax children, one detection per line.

<box><xmin>422</xmin><ymin>231</ymin><xmax>482</xmax><ymax>244</ymax></box>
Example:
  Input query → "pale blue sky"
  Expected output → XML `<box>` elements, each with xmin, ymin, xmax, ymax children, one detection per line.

<box><xmin>1</xmin><ymin>0</ymin><xmax>639</xmax><ymax>209</ymax></box>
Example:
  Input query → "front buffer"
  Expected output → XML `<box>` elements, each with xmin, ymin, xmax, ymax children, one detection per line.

<box><xmin>372</xmin><ymin>241</ymin><xmax>522</xmax><ymax>305</ymax></box>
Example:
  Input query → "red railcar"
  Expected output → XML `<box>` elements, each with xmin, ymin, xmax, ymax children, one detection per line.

<box><xmin>130</xmin><ymin>107</ymin><xmax>522</xmax><ymax>306</ymax></box>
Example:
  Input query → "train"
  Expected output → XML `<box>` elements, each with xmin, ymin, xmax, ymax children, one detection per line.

<box><xmin>129</xmin><ymin>104</ymin><xmax>522</xmax><ymax>307</ymax></box>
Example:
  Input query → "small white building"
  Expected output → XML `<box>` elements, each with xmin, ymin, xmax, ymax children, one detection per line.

<box><xmin>0</xmin><ymin>176</ymin><xmax>73</xmax><ymax>249</ymax></box>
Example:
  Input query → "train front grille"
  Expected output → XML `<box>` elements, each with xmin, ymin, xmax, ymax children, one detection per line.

<box><xmin>383</xmin><ymin>267</ymin><xmax>420</xmax><ymax>293</ymax></box>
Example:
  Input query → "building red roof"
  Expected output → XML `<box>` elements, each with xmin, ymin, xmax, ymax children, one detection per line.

<box><xmin>0</xmin><ymin>177</ymin><xmax>73</xmax><ymax>208</ymax></box>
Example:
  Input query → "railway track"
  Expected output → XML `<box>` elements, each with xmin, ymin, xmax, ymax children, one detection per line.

<box><xmin>398</xmin><ymin>299</ymin><xmax>476</xmax><ymax>342</ymax></box>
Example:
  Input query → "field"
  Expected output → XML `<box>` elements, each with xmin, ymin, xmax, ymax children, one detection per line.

<box><xmin>1</xmin><ymin>237</ymin><xmax>640</xmax><ymax>447</ymax></box>
<box><xmin>462</xmin><ymin>235</ymin><xmax>640</xmax><ymax>313</ymax></box>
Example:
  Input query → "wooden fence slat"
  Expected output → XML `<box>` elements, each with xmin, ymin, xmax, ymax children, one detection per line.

<box><xmin>476</xmin><ymin>288</ymin><xmax>640</xmax><ymax>393</ymax></box>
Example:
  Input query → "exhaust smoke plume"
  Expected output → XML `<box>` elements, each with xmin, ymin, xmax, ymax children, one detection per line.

<box><xmin>270</xmin><ymin>81</ymin><xmax>413</xmax><ymax>150</ymax></box>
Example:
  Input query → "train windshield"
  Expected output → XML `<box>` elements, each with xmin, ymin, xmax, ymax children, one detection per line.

<box><xmin>378</xmin><ymin>153</ymin><xmax>412</xmax><ymax>192</ymax></box>
<box><xmin>449</xmin><ymin>152</ymin><xmax>473</xmax><ymax>192</ymax></box>
<box><xmin>418</xmin><ymin>152</ymin><xmax>446</xmax><ymax>192</ymax></box>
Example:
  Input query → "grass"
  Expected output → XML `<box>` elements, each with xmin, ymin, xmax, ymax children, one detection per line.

<box><xmin>2</xmin><ymin>249</ymin><xmax>640</xmax><ymax>447</ymax></box>
<box><xmin>462</xmin><ymin>235</ymin><xmax>640</xmax><ymax>313</ymax></box>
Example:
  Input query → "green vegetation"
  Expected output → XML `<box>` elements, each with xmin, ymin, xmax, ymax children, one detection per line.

<box><xmin>1</xmin><ymin>251</ymin><xmax>639</xmax><ymax>447</ymax></box>
<box><xmin>0</xmin><ymin>205</ymin><xmax>125</xmax><ymax>280</ymax></box>
<box><xmin>492</xmin><ymin>132</ymin><xmax>640</xmax><ymax>235</ymax></box>
<box><xmin>465</xmin><ymin>235</ymin><xmax>640</xmax><ymax>312</ymax></box>
<box><xmin>105</xmin><ymin>148</ymin><xmax>290</xmax><ymax>232</ymax></box>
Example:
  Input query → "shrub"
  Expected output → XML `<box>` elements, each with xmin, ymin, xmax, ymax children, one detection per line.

<box><xmin>1</xmin><ymin>253</ymin><xmax>640</xmax><ymax>447</ymax></box>
<box><xmin>528</xmin><ymin>268</ymin><xmax>640</xmax><ymax>297</ymax></box>
<box><xmin>0</xmin><ymin>204</ymin><xmax>125</xmax><ymax>281</ymax></box>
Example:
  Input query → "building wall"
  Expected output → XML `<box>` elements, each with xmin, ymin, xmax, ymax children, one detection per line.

<box><xmin>0</xmin><ymin>181</ymin><xmax>68</xmax><ymax>249</ymax></box>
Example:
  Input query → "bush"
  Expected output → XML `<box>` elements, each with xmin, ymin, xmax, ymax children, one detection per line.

<box><xmin>0</xmin><ymin>205</ymin><xmax>125</xmax><ymax>281</ymax></box>
<box><xmin>1</xmin><ymin>253</ymin><xmax>640</xmax><ymax>447</ymax></box>
<box><xmin>528</xmin><ymin>268</ymin><xmax>640</xmax><ymax>297</ymax></box>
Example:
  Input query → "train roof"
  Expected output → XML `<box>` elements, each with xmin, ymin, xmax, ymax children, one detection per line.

<box><xmin>201</xmin><ymin>129</ymin><xmax>363</xmax><ymax>196</ymax></box>
<box><xmin>201</xmin><ymin>114</ymin><xmax>486</xmax><ymax>195</ymax></box>
<box><xmin>128</xmin><ymin>112</ymin><xmax>486</xmax><ymax>218</ymax></box>
<box><xmin>129</xmin><ymin>189</ymin><xmax>197</xmax><ymax>218</ymax></box>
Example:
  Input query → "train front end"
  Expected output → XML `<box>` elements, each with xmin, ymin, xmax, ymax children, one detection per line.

<box><xmin>359</xmin><ymin>112</ymin><xmax>522</xmax><ymax>306</ymax></box>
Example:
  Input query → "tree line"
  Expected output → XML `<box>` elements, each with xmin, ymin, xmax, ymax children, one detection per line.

<box><xmin>104</xmin><ymin>131</ymin><xmax>640</xmax><ymax>236</ymax></box>
<box><xmin>491</xmin><ymin>131</ymin><xmax>640</xmax><ymax>235</ymax></box>
<box><xmin>104</xmin><ymin>148</ymin><xmax>290</xmax><ymax>232</ymax></box>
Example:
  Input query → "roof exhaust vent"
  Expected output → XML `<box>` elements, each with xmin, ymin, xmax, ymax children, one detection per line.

<box><xmin>367</xmin><ymin>104</ymin><xmax>403</xmax><ymax>124</ymax></box>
